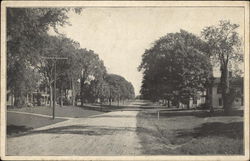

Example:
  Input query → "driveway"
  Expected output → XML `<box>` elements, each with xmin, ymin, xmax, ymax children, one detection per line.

<box><xmin>7</xmin><ymin>110</ymin><xmax>142</xmax><ymax>156</ymax></box>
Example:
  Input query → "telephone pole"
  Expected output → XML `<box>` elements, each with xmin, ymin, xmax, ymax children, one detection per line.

<box><xmin>42</xmin><ymin>57</ymin><xmax>68</xmax><ymax>119</ymax></box>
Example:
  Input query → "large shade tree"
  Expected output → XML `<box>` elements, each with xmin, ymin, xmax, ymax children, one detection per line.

<box><xmin>201</xmin><ymin>20</ymin><xmax>243</xmax><ymax>113</ymax></box>
<box><xmin>7</xmin><ymin>8</ymin><xmax>82</xmax><ymax>107</ymax></box>
<box><xmin>38</xmin><ymin>35</ymin><xmax>81</xmax><ymax>106</ymax></box>
<box><xmin>77</xmin><ymin>49</ymin><xmax>107</xmax><ymax>105</ymax></box>
<box><xmin>139</xmin><ymin>30</ymin><xmax>212</xmax><ymax>108</ymax></box>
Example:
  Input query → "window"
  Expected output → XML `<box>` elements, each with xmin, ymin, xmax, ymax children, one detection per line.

<box><xmin>219</xmin><ymin>98</ymin><xmax>223</xmax><ymax>106</ymax></box>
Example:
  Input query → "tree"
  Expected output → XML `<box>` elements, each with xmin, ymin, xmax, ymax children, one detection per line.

<box><xmin>76</xmin><ymin>49</ymin><xmax>107</xmax><ymax>105</ymax></box>
<box><xmin>139</xmin><ymin>30</ymin><xmax>212</xmax><ymax>108</ymax></box>
<box><xmin>7</xmin><ymin>8</ymin><xmax>79</xmax><ymax>107</ymax></box>
<box><xmin>201</xmin><ymin>20</ymin><xmax>243</xmax><ymax>113</ymax></box>
<box><xmin>105</xmin><ymin>74</ymin><xmax>135</xmax><ymax>105</ymax></box>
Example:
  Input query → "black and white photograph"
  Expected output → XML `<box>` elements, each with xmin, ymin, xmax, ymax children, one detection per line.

<box><xmin>1</xmin><ymin>1</ymin><xmax>249</xmax><ymax>160</ymax></box>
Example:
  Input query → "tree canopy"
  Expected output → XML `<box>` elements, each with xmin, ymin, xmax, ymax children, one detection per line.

<box><xmin>105</xmin><ymin>74</ymin><xmax>135</xmax><ymax>102</ymax></box>
<box><xmin>139</xmin><ymin>30</ymin><xmax>212</xmax><ymax>105</ymax></box>
<box><xmin>201</xmin><ymin>20</ymin><xmax>243</xmax><ymax>113</ymax></box>
<box><xmin>7</xmin><ymin>8</ymin><xmax>72</xmax><ymax>107</ymax></box>
<box><xmin>7</xmin><ymin>8</ymin><xmax>135</xmax><ymax>107</ymax></box>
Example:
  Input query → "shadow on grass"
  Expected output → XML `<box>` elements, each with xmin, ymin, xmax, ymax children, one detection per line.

<box><xmin>136</xmin><ymin>111</ymin><xmax>244</xmax><ymax>155</ymax></box>
<box><xmin>81</xmin><ymin>104</ymin><xmax>129</xmax><ymax>112</ymax></box>
<box><xmin>7</xmin><ymin>125</ymin><xmax>33</xmax><ymax>136</ymax></box>
<box><xmin>10</xmin><ymin>125</ymin><xmax>136</xmax><ymax>137</ymax></box>
<box><xmin>176</xmin><ymin>122</ymin><xmax>243</xmax><ymax>140</ymax></box>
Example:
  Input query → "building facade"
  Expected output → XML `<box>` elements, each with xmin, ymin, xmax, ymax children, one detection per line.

<box><xmin>210</xmin><ymin>77</ymin><xmax>243</xmax><ymax>108</ymax></box>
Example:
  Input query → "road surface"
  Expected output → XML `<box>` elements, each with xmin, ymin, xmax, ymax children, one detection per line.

<box><xmin>7</xmin><ymin>110</ymin><xmax>142</xmax><ymax>156</ymax></box>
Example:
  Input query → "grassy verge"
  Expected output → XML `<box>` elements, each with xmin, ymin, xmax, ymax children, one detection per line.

<box><xmin>7</xmin><ymin>113</ymin><xmax>66</xmax><ymax>137</ymax></box>
<box><xmin>136</xmin><ymin>110</ymin><xmax>243</xmax><ymax>155</ymax></box>
<box><xmin>7</xmin><ymin>105</ymin><xmax>105</xmax><ymax>137</ymax></box>
<box><xmin>8</xmin><ymin>105</ymin><xmax>104</xmax><ymax>118</ymax></box>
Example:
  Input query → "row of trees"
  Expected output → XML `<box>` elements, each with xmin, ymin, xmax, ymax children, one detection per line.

<box><xmin>7</xmin><ymin>8</ymin><xmax>135</xmax><ymax>107</ymax></box>
<box><xmin>139</xmin><ymin>21</ymin><xmax>243</xmax><ymax>113</ymax></box>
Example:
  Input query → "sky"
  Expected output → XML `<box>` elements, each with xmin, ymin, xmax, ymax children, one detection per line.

<box><xmin>55</xmin><ymin>7</ymin><xmax>244</xmax><ymax>95</ymax></box>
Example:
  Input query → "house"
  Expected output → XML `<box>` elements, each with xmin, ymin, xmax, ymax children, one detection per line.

<box><xmin>185</xmin><ymin>76</ymin><xmax>243</xmax><ymax>109</ymax></box>
<box><xmin>191</xmin><ymin>91</ymin><xmax>207</xmax><ymax>108</ymax></box>
<box><xmin>31</xmin><ymin>90</ymin><xmax>50</xmax><ymax>106</ymax></box>
<box><xmin>6</xmin><ymin>88</ymin><xmax>50</xmax><ymax>107</ymax></box>
<box><xmin>210</xmin><ymin>77</ymin><xmax>243</xmax><ymax>108</ymax></box>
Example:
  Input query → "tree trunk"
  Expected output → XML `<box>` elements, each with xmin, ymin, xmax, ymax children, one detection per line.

<box><xmin>80</xmin><ymin>77</ymin><xmax>84</xmax><ymax>107</ymax></box>
<box><xmin>206</xmin><ymin>86</ymin><xmax>214</xmax><ymax>113</ymax></box>
<box><xmin>177</xmin><ymin>95</ymin><xmax>180</xmax><ymax>108</ymax></box>
<box><xmin>187</xmin><ymin>99</ymin><xmax>190</xmax><ymax>109</ymax></box>
<box><xmin>50</xmin><ymin>84</ymin><xmax>53</xmax><ymax>107</ymax></box>
<box><xmin>65</xmin><ymin>89</ymin><xmax>67</xmax><ymax>100</ymax></box>
<box><xmin>11</xmin><ymin>92</ymin><xmax>14</xmax><ymax>106</ymax></box>
<box><xmin>31</xmin><ymin>92</ymin><xmax>33</xmax><ymax>106</ymax></box>
<box><xmin>14</xmin><ymin>90</ymin><xmax>25</xmax><ymax>108</ymax></box>
<box><xmin>36</xmin><ymin>90</ymin><xmax>41</xmax><ymax>106</ymax></box>
<box><xmin>60</xmin><ymin>88</ymin><xmax>63</xmax><ymax>107</ymax></box>
<box><xmin>167</xmin><ymin>99</ymin><xmax>170</xmax><ymax>108</ymax></box>
<box><xmin>26</xmin><ymin>93</ymin><xmax>29</xmax><ymax>104</ymax></box>
<box><xmin>72</xmin><ymin>79</ymin><xmax>75</xmax><ymax>106</ymax></box>
<box><xmin>221</xmin><ymin>66</ymin><xmax>231</xmax><ymax>114</ymax></box>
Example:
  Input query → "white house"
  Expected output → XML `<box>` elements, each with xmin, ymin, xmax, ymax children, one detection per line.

<box><xmin>210</xmin><ymin>77</ymin><xmax>243</xmax><ymax>108</ymax></box>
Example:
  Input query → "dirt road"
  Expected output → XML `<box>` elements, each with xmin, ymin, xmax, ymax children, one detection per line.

<box><xmin>7</xmin><ymin>110</ymin><xmax>142</xmax><ymax>156</ymax></box>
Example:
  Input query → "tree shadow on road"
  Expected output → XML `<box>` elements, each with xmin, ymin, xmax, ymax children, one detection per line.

<box><xmin>10</xmin><ymin>125</ymin><xmax>136</xmax><ymax>137</ymax></box>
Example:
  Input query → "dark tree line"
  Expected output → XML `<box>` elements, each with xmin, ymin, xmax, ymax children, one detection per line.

<box><xmin>7</xmin><ymin>8</ymin><xmax>135</xmax><ymax>107</ymax></box>
<box><xmin>104</xmin><ymin>74</ymin><xmax>135</xmax><ymax>105</ymax></box>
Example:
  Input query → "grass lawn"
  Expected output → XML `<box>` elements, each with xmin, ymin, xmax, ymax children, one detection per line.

<box><xmin>7</xmin><ymin>113</ymin><xmax>66</xmax><ymax>137</ymax></box>
<box><xmin>7</xmin><ymin>105</ymin><xmax>104</xmax><ymax>137</ymax></box>
<box><xmin>8</xmin><ymin>105</ymin><xmax>104</xmax><ymax>118</ymax></box>
<box><xmin>136</xmin><ymin>110</ymin><xmax>244</xmax><ymax>155</ymax></box>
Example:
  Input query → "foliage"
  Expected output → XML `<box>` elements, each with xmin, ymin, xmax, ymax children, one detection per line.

<box><xmin>105</xmin><ymin>74</ymin><xmax>135</xmax><ymax>102</ymax></box>
<box><xmin>7</xmin><ymin>8</ymin><xmax>74</xmax><ymax>107</ymax></box>
<box><xmin>201</xmin><ymin>20</ymin><xmax>243</xmax><ymax>113</ymax></box>
<box><xmin>7</xmin><ymin>8</ymin><xmax>135</xmax><ymax>107</ymax></box>
<box><xmin>138</xmin><ymin>30</ymin><xmax>212</xmax><ymax>104</ymax></box>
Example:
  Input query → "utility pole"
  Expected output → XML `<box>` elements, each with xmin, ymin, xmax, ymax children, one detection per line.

<box><xmin>42</xmin><ymin>57</ymin><xmax>68</xmax><ymax>119</ymax></box>
<box><xmin>109</xmin><ymin>86</ymin><xmax>112</xmax><ymax>106</ymax></box>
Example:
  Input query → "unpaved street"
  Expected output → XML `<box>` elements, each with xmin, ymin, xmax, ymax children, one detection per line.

<box><xmin>7</xmin><ymin>110</ymin><xmax>142</xmax><ymax>155</ymax></box>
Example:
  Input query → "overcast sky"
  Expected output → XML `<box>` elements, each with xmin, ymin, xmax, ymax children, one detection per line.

<box><xmin>55</xmin><ymin>7</ymin><xmax>244</xmax><ymax>95</ymax></box>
